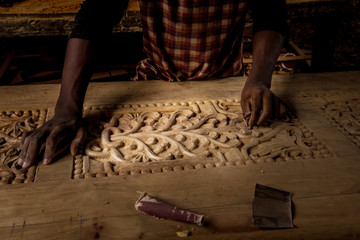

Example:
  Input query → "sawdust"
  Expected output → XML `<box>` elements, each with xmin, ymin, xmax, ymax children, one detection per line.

<box><xmin>176</xmin><ymin>230</ymin><xmax>190</xmax><ymax>238</ymax></box>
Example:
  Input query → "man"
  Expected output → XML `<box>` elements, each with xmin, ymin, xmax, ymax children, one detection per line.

<box><xmin>18</xmin><ymin>0</ymin><xmax>288</xmax><ymax>168</ymax></box>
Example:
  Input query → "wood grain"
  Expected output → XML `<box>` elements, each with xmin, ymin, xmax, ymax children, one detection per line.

<box><xmin>0</xmin><ymin>72</ymin><xmax>360</xmax><ymax>239</ymax></box>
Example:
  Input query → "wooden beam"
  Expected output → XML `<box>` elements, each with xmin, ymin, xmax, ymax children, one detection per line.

<box><xmin>243</xmin><ymin>55</ymin><xmax>312</xmax><ymax>65</ymax></box>
<box><xmin>0</xmin><ymin>48</ymin><xmax>15</xmax><ymax>80</ymax></box>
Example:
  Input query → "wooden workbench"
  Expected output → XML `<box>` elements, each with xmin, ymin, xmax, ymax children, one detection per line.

<box><xmin>0</xmin><ymin>71</ymin><xmax>359</xmax><ymax>239</ymax></box>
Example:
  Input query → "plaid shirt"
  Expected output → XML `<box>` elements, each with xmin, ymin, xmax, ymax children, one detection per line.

<box><xmin>71</xmin><ymin>0</ymin><xmax>287</xmax><ymax>81</ymax></box>
<box><xmin>133</xmin><ymin>1</ymin><xmax>249</xmax><ymax>81</ymax></box>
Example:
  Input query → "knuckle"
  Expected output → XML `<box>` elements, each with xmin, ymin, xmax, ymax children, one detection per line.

<box><xmin>29</xmin><ymin>135</ymin><xmax>40</xmax><ymax>142</ymax></box>
<box><xmin>72</xmin><ymin>138</ymin><xmax>81</xmax><ymax>145</ymax></box>
<box><xmin>22</xmin><ymin>131</ymin><xmax>30</xmax><ymax>138</ymax></box>
<box><xmin>262</xmin><ymin>110</ymin><xmax>272</xmax><ymax>116</ymax></box>
<box><xmin>22</xmin><ymin>133</ymin><xmax>31</xmax><ymax>142</ymax></box>
<box><xmin>18</xmin><ymin>152</ymin><xmax>25</xmax><ymax>160</ymax></box>
<box><xmin>46</xmin><ymin>137</ymin><xmax>56</xmax><ymax>148</ymax></box>
<box><xmin>20</xmin><ymin>141</ymin><xmax>28</xmax><ymax>151</ymax></box>
<box><xmin>253</xmin><ymin>88</ymin><xmax>263</xmax><ymax>95</ymax></box>
<box><xmin>52</xmin><ymin>125</ymin><xmax>63</xmax><ymax>132</ymax></box>
<box><xmin>79</xmin><ymin>127</ymin><xmax>87</xmax><ymax>135</ymax></box>
<box><xmin>263</xmin><ymin>90</ymin><xmax>272</xmax><ymax>98</ymax></box>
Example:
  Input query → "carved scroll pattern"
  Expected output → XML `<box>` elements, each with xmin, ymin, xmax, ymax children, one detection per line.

<box><xmin>74</xmin><ymin>98</ymin><xmax>331</xmax><ymax>178</ymax></box>
<box><xmin>0</xmin><ymin>109</ymin><xmax>46</xmax><ymax>184</ymax></box>
<box><xmin>304</xmin><ymin>92</ymin><xmax>360</xmax><ymax>148</ymax></box>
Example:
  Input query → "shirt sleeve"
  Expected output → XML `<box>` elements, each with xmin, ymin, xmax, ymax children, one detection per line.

<box><xmin>70</xmin><ymin>0</ymin><xmax>129</xmax><ymax>40</ymax></box>
<box><xmin>250</xmin><ymin>0</ymin><xmax>288</xmax><ymax>37</ymax></box>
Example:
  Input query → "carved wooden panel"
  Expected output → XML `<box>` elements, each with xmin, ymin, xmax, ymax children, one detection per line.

<box><xmin>0</xmin><ymin>109</ymin><xmax>47</xmax><ymax>184</ymax></box>
<box><xmin>304</xmin><ymin>91</ymin><xmax>360</xmax><ymax>148</ymax></box>
<box><xmin>73</xmin><ymin>98</ymin><xmax>331</xmax><ymax>179</ymax></box>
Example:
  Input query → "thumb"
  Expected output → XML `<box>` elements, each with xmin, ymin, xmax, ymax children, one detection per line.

<box><xmin>70</xmin><ymin>127</ymin><xmax>87</xmax><ymax>156</ymax></box>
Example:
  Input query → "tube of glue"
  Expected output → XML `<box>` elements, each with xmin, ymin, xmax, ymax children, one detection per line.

<box><xmin>135</xmin><ymin>192</ymin><xmax>204</xmax><ymax>225</ymax></box>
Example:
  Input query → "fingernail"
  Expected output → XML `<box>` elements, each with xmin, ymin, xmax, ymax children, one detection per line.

<box><xmin>43</xmin><ymin>159</ymin><xmax>49</xmax><ymax>165</ymax></box>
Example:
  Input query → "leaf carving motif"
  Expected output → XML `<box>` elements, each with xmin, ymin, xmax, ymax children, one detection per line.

<box><xmin>84</xmin><ymin>99</ymin><xmax>329</xmax><ymax>172</ymax></box>
<box><xmin>0</xmin><ymin>110</ymin><xmax>46</xmax><ymax>184</ymax></box>
<box><xmin>304</xmin><ymin>92</ymin><xmax>360</xmax><ymax>148</ymax></box>
<box><xmin>86</xmin><ymin>109</ymin><xmax>242</xmax><ymax>165</ymax></box>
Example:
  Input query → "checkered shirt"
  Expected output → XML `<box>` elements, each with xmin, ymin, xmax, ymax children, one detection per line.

<box><xmin>133</xmin><ymin>0</ymin><xmax>249</xmax><ymax>81</ymax></box>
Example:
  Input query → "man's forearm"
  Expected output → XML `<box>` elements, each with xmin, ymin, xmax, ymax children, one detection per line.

<box><xmin>241</xmin><ymin>30</ymin><xmax>285</xmax><ymax>126</ymax></box>
<box><xmin>247</xmin><ymin>30</ymin><xmax>284</xmax><ymax>87</ymax></box>
<box><xmin>55</xmin><ymin>38</ymin><xmax>94</xmax><ymax>118</ymax></box>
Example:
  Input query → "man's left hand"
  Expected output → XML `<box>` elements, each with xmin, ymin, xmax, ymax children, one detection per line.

<box><xmin>240</xmin><ymin>79</ymin><xmax>283</xmax><ymax>128</ymax></box>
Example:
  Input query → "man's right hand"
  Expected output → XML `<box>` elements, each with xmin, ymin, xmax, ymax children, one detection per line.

<box><xmin>17</xmin><ymin>38</ymin><xmax>95</xmax><ymax>168</ymax></box>
<box><xmin>18</xmin><ymin>114</ymin><xmax>86</xmax><ymax>168</ymax></box>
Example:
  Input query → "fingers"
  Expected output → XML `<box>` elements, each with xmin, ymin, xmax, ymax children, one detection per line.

<box><xmin>23</xmin><ymin>139</ymin><xmax>40</xmax><ymax>168</ymax></box>
<box><xmin>249</xmin><ymin>95</ymin><xmax>261</xmax><ymax>128</ymax></box>
<box><xmin>279</xmin><ymin>101</ymin><xmax>287</xmax><ymax>118</ymax></box>
<box><xmin>18</xmin><ymin>139</ymin><xmax>28</xmax><ymax>167</ymax></box>
<box><xmin>19</xmin><ymin>130</ymin><xmax>47</xmax><ymax>168</ymax></box>
<box><xmin>241</xmin><ymin>96</ymin><xmax>251</xmax><ymax>116</ymax></box>
<box><xmin>18</xmin><ymin>116</ymin><xmax>84</xmax><ymax>168</ymax></box>
<box><xmin>70</xmin><ymin>127</ymin><xmax>87</xmax><ymax>156</ymax></box>
<box><xmin>241</xmin><ymin>84</ymin><xmax>283</xmax><ymax>128</ymax></box>
<box><xmin>43</xmin><ymin>127</ymin><xmax>69</xmax><ymax>165</ymax></box>
<box><xmin>257</xmin><ymin>91</ymin><xmax>272</xmax><ymax>125</ymax></box>
<box><xmin>18</xmin><ymin>131</ymin><xmax>32</xmax><ymax>166</ymax></box>
<box><xmin>20</xmin><ymin>131</ymin><xmax>30</xmax><ymax>146</ymax></box>
<box><xmin>273</xmin><ymin>95</ymin><xmax>280</xmax><ymax>119</ymax></box>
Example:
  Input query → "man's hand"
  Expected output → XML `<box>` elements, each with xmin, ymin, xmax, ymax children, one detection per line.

<box><xmin>18</xmin><ymin>114</ymin><xmax>86</xmax><ymax>168</ymax></box>
<box><xmin>241</xmin><ymin>30</ymin><xmax>285</xmax><ymax>128</ymax></box>
<box><xmin>17</xmin><ymin>38</ymin><xmax>95</xmax><ymax>169</ymax></box>
<box><xmin>241</xmin><ymin>79</ymin><xmax>283</xmax><ymax>128</ymax></box>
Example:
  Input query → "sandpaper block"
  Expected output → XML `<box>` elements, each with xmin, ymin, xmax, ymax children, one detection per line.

<box><xmin>252</xmin><ymin>184</ymin><xmax>294</xmax><ymax>228</ymax></box>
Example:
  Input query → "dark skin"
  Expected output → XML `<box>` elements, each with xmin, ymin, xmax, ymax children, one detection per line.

<box><xmin>18</xmin><ymin>38</ymin><xmax>92</xmax><ymax>168</ymax></box>
<box><xmin>18</xmin><ymin>30</ymin><xmax>284</xmax><ymax>168</ymax></box>
<box><xmin>241</xmin><ymin>30</ymin><xmax>285</xmax><ymax>127</ymax></box>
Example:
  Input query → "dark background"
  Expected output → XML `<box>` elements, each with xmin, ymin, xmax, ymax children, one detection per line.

<box><xmin>0</xmin><ymin>0</ymin><xmax>359</xmax><ymax>85</ymax></box>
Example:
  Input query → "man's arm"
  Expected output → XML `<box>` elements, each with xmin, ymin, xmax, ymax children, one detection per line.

<box><xmin>18</xmin><ymin>39</ymin><xmax>93</xmax><ymax>168</ymax></box>
<box><xmin>240</xmin><ymin>0</ymin><xmax>288</xmax><ymax>128</ymax></box>
<box><xmin>241</xmin><ymin>31</ymin><xmax>284</xmax><ymax>127</ymax></box>
<box><xmin>18</xmin><ymin>0</ymin><xmax>128</xmax><ymax>168</ymax></box>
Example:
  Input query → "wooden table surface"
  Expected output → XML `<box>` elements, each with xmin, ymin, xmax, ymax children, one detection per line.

<box><xmin>0</xmin><ymin>71</ymin><xmax>360</xmax><ymax>239</ymax></box>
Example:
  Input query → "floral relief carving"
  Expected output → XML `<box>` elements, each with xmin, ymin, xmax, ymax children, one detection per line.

<box><xmin>0</xmin><ymin>109</ymin><xmax>46</xmax><ymax>184</ymax></box>
<box><xmin>74</xmin><ymin>98</ymin><xmax>330</xmax><ymax>178</ymax></box>
<box><xmin>304</xmin><ymin>91</ymin><xmax>360</xmax><ymax>148</ymax></box>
